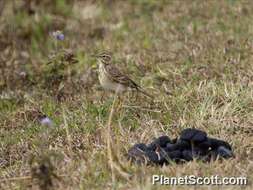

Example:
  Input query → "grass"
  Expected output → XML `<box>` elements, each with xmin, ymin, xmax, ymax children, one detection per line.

<box><xmin>0</xmin><ymin>0</ymin><xmax>253</xmax><ymax>189</ymax></box>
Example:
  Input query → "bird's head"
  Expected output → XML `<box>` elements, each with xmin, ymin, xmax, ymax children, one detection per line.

<box><xmin>94</xmin><ymin>51</ymin><xmax>112</xmax><ymax>65</ymax></box>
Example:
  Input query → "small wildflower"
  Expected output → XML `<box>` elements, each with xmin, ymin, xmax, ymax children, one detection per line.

<box><xmin>40</xmin><ymin>116</ymin><xmax>53</xmax><ymax>127</ymax></box>
<box><xmin>19</xmin><ymin>71</ymin><xmax>27</xmax><ymax>78</ymax></box>
<box><xmin>51</xmin><ymin>30</ymin><xmax>65</xmax><ymax>41</ymax></box>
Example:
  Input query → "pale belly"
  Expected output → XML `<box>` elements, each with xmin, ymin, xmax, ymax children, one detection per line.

<box><xmin>99</xmin><ymin>73</ymin><xmax>126</xmax><ymax>93</ymax></box>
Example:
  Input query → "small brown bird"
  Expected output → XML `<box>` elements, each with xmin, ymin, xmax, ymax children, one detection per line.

<box><xmin>95</xmin><ymin>51</ymin><xmax>153</xmax><ymax>98</ymax></box>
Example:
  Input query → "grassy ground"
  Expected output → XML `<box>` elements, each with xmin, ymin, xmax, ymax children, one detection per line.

<box><xmin>0</xmin><ymin>0</ymin><xmax>253</xmax><ymax>189</ymax></box>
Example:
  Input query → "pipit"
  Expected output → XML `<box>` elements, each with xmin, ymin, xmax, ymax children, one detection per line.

<box><xmin>95</xmin><ymin>51</ymin><xmax>153</xmax><ymax>99</ymax></box>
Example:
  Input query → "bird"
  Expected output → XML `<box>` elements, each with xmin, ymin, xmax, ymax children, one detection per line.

<box><xmin>95</xmin><ymin>51</ymin><xmax>153</xmax><ymax>99</ymax></box>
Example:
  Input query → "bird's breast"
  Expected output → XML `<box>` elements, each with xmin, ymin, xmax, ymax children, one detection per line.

<box><xmin>99</xmin><ymin>72</ymin><xmax>126</xmax><ymax>93</ymax></box>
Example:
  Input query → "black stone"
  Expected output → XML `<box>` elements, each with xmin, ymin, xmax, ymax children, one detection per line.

<box><xmin>154</xmin><ymin>149</ymin><xmax>183</xmax><ymax>164</ymax></box>
<box><xmin>147</xmin><ymin>143</ymin><xmax>157</xmax><ymax>151</ymax></box>
<box><xmin>174</xmin><ymin>139</ymin><xmax>191</xmax><ymax>151</ymax></box>
<box><xmin>192</xmin><ymin>131</ymin><xmax>207</xmax><ymax>142</ymax></box>
<box><xmin>167</xmin><ymin>150</ymin><xmax>182</xmax><ymax>161</ymax></box>
<box><xmin>157</xmin><ymin>136</ymin><xmax>171</xmax><ymax>147</ymax></box>
<box><xmin>165</xmin><ymin>143</ymin><xmax>177</xmax><ymax>152</ymax></box>
<box><xmin>133</xmin><ymin>143</ymin><xmax>148</xmax><ymax>151</ymax></box>
<box><xmin>127</xmin><ymin>128</ymin><xmax>234</xmax><ymax>166</ymax></box>
<box><xmin>196</xmin><ymin>140</ymin><xmax>211</xmax><ymax>154</ymax></box>
<box><xmin>208</xmin><ymin>138</ymin><xmax>232</xmax><ymax>150</ymax></box>
<box><xmin>145</xmin><ymin>151</ymin><xmax>160</xmax><ymax>164</ymax></box>
<box><xmin>182</xmin><ymin>150</ymin><xmax>193</xmax><ymax>161</ymax></box>
<box><xmin>180</xmin><ymin>128</ymin><xmax>207</xmax><ymax>143</ymax></box>
<box><xmin>147</xmin><ymin>135</ymin><xmax>171</xmax><ymax>151</ymax></box>
<box><xmin>157</xmin><ymin>149</ymin><xmax>169</xmax><ymax>164</ymax></box>
<box><xmin>128</xmin><ymin>143</ymin><xmax>148</xmax><ymax>164</ymax></box>
<box><xmin>194</xmin><ymin>147</ymin><xmax>208</xmax><ymax>156</ymax></box>
<box><xmin>216</xmin><ymin>146</ymin><xmax>234</xmax><ymax>158</ymax></box>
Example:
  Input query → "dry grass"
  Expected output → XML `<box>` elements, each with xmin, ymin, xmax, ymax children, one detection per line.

<box><xmin>0</xmin><ymin>0</ymin><xmax>253</xmax><ymax>189</ymax></box>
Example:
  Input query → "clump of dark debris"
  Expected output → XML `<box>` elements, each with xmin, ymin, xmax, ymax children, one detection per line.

<box><xmin>29</xmin><ymin>154</ymin><xmax>60</xmax><ymax>190</ymax></box>
<box><xmin>128</xmin><ymin>128</ymin><xmax>234</xmax><ymax>165</ymax></box>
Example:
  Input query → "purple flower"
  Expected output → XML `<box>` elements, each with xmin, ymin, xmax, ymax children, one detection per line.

<box><xmin>40</xmin><ymin>116</ymin><xmax>53</xmax><ymax>127</ymax></box>
<box><xmin>57</xmin><ymin>33</ymin><xmax>64</xmax><ymax>41</ymax></box>
<box><xmin>51</xmin><ymin>30</ymin><xmax>65</xmax><ymax>41</ymax></box>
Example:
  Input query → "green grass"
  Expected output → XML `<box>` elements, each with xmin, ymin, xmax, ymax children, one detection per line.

<box><xmin>0</xmin><ymin>0</ymin><xmax>253</xmax><ymax>189</ymax></box>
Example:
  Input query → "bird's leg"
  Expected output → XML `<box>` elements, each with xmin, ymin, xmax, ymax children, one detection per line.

<box><xmin>118</xmin><ymin>94</ymin><xmax>126</xmax><ymax>118</ymax></box>
<box><xmin>100</xmin><ymin>91</ymin><xmax>106</xmax><ymax>103</ymax></box>
<box><xmin>115</xmin><ymin>92</ymin><xmax>125</xmax><ymax>111</ymax></box>
<box><xmin>111</xmin><ymin>92</ymin><xmax>120</xmax><ymax>112</ymax></box>
<box><xmin>116</xmin><ymin>95</ymin><xmax>122</xmax><ymax>112</ymax></box>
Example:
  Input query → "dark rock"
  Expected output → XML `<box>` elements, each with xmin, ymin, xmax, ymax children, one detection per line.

<box><xmin>208</xmin><ymin>138</ymin><xmax>232</xmax><ymax>150</ymax></box>
<box><xmin>165</xmin><ymin>143</ymin><xmax>177</xmax><ymax>152</ymax></box>
<box><xmin>174</xmin><ymin>139</ymin><xmax>191</xmax><ymax>151</ymax></box>
<box><xmin>193</xmin><ymin>147</ymin><xmax>204</xmax><ymax>156</ymax></box>
<box><xmin>167</xmin><ymin>150</ymin><xmax>182</xmax><ymax>161</ymax></box>
<box><xmin>182</xmin><ymin>148</ymin><xmax>203</xmax><ymax>161</ymax></box>
<box><xmin>127</xmin><ymin>128</ymin><xmax>234</xmax><ymax>166</ymax></box>
<box><xmin>128</xmin><ymin>143</ymin><xmax>148</xmax><ymax>164</ymax></box>
<box><xmin>157</xmin><ymin>149</ymin><xmax>169</xmax><ymax>164</ymax></box>
<box><xmin>145</xmin><ymin>151</ymin><xmax>160</xmax><ymax>164</ymax></box>
<box><xmin>133</xmin><ymin>143</ymin><xmax>148</xmax><ymax>151</ymax></box>
<box><xmin>180</xmin><ymin>128</ymin><xmax>207</xmax><ymax>143</ymax></box>
<box><xmin>216</xmin><ymin>146</ymin><xmax>234</xmax><ymax>158</ymax></box>
<box><xmin>206</xmin><ymin>146</ymin><xmax>234</xmax><ymax>161</ymax></box>
<box><xmin>147</xmin><ymin>143</ymin><xmax>157</xmax><ymax>151</ymax></box>
<box><xmin>147</xmin><ymin>136</ymin><xmax>171</xmax><ymax>151</ymax></box>
<box><xmin>197</xmin><ymin>140</ymin><xmax>211</xmax><ymax>149</ymax></box>
<box><xmin>192</xmin><ymin>131</ymin><xmax>207</xmax><ymax>142</ymax></box>
<box><xmin>154</xmin><ymin>149</ymin><xmax>183</xmax><ymax>164</ymax></box>
<box><xmin>182</xmin><ymin>150</ymin><xmax>193</xmax><ymax>161</ymax></box>
<box><xmin>158</xmin><ymin>136</ymin><xmax>171</xmax><ymax>147</ymax></box>
<box><xmin>196</xmin><ymin>140</ymin><xmax>211</xmax><ymax>154</ymax></box>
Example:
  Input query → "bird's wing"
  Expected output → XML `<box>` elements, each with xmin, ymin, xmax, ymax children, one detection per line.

<box><xmin>105</xmin><ymin>64</ymin><xmax>139</xmax><ymax>89</ymax></box>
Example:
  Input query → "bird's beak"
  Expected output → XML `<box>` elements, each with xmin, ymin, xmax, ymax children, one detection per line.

<box><xmin>91</xmin><ymin>64</ymin><xmax>98</xmax><ymax>69</ymax></box>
